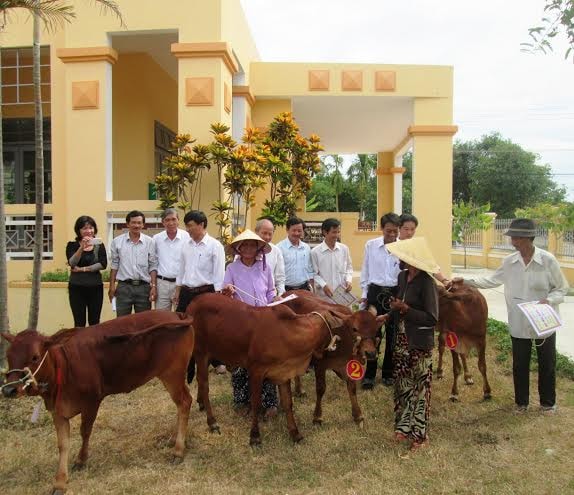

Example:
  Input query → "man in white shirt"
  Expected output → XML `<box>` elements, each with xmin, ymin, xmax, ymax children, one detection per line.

<box><xmin>108</xmin><ymin>210</ymin><xmax>158</xmax><ymax>317</ymax></box>
<box><xmin>452</xmin><ymin>218</ymin><xmax>568</xmax><ymax>413</ymax></box>
<box><xmin>360</xmin><ymin>212</ymin><xmax>401</xmax><ymax>389</ymax></box>
<box><xmin>153</xmin><ymin>208</ymin><xmax>190</xmax><ymax>311</ymax></box>
<box><xmin>277</xmin><ymin>217</ymin><xmax>314</xmax><ymax>292</ymax></box>
<box><xmin>255</xmin><ymin>218</ymin><xmax>286</xmax><ymax>296</ymax></box>
<box><xmin>311</xmin><ymin>218</ymin><xmax>353</xmax><ymax>301</ymax></box>
<box><xmin>173</xmin><ymin>210</ymin><xmax>226</xmax><ymax>381</ymax></box>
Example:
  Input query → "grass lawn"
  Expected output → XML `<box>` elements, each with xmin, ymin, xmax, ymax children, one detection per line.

<box><xmin>1</xmin><ymin>334</ymin><xmax>574</xmax><ymax>495</ymax></box>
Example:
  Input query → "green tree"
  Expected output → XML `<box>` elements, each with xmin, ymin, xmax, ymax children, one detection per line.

<box><xmin>453</xmin><ymin>133</ymin><xmax>565</xmax><ymax>217</ymax></box>
<box><xmin>347</xmin><ymin>153</ymin><xmax>377</xmax><ymax>220</ymax></box>
<box><xmin>516</xmin><ymin>202</ymin><xmax>574</xmax><ymax>239</ymax></box>
<box><xmin>522</xmin><ymin>0</ymin><xmax>574</xmax><ymax>61</ymax></box>
<box><xmin>401</xmin><ymin>152</ymin><xmax>413</xmax><ymax>214</ymax></box>
<box><xmin>452</xmin><ymin>201</ymin><xmax>494</xmax><ymax>269</ymax></box>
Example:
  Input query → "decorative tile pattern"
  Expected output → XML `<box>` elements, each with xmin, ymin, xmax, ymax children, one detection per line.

<box><xmin>185</xmin><ymin>77</ymin><xmax>214</xmax><ymax>106</ymax></box>
<box><xmin>308</xmin><ymin>70</ymin><xmax>330</xmax><ymax>91</ymax></box>
<box><xmin>72</xmin><ymin>81</ymin><xmax>99</xmax><ymax>109</ymax></box>
<box><xmin>342</xmin><ymin>70</ymin><xmax>363</xmax><ymax>91</ymax></box>
<box><xmin>375</xmin><ymin>71</ymin><xmax>396</xmax><ymax>91</ymax></box>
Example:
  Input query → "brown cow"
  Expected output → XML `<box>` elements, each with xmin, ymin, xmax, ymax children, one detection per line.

<box><xmin>1</xmin><ymin>311</ymin><xmax>194</xmax><ymax>495</ymax></box>
<box><xmin>281</xmin><ymin>290</ymin><xmax>378</xmax><ymax>427</ymax></box>
<box><xmin>187</xmin><ymin>293</ymin><xmax>349</xmax><ymax>446</ymax></box>
<box><xmin>436</xmin><ymin>285</ymin><xmax>492</xmax><ymax>401</ymax></box>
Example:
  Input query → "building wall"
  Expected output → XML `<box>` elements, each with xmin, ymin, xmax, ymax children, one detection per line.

<box><xmin>112</xmin><ymin>53</ymin><xmax>177</xmax><ymax>200</ymax></box>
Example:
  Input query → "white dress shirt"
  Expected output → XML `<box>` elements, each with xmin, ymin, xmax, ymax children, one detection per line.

<box><xmin>176</xmin><ymin>233</ymin><xmax>225</xmax><ymax>291</ymax></box>
<box><xmin>465</xmin><ymin>247</ymin><xmax>569</xmax><ymax>339</ymax></box>
<box><xmin>267</xmin><ymin>243</ymin><xmax>286</xmax><ymax>295</ymax></box>
<box><xmin>277</xmin><ymin>238</ymin><xmax>314</xmax><ymax>287</ymax></box>
<box><xmin>153</xmin><ymin>228</ymin><xmax>190</xmax><ymax>279</ymax></box>
<box><xmin>360</xmin><ymin>236</ymin><xmax>401</xmax><ymax>299</ymax></box>
<box><xmin>109</xmin><ymin>232</ymin><xmax>158</xmax><ymax>283</ymax></box>
<box><xmin>311</xmin><ymin>241</ymin><xmax>353</xmax><ymax>299</ymax></box>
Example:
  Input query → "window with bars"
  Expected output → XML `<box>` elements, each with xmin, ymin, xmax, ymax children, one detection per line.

<box><xmin>1</xmin><ymin>46</ymin><xmax>51</xmax><ymax>105</ymax></box>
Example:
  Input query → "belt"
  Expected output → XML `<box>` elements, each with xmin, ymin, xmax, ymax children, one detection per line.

<box><xmin>286</xmin><ymin>282</ymin><xmax>311</xmax><ymax>291</ymax></box>
<box><xmin>119</xmin><ymin>279</ymin><xmax>149</xmax><ymax>286</ymax></box>
<box><xmin>370</xmin><ymin>284</ymin><xmax>397</xmax><ymax>291</ymax></box>
<box><xmin>157</xmin><ymin>275</ymin><xmax>176</xmax><ymax>283</ymax></box>
<box><xmin>182</xmin><ymin>284</ymin><xmax>214</xmax><ymax>294</ymax></box>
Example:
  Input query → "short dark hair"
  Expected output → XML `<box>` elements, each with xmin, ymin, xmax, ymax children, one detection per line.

<box><xmin>286</xmin><ymin>216</ymin><xmax>305</xmax><ymax>230</ymax></box>
<box><xmin>184</xmin><ymin>210</ymin><xmax>208</xmax><ymax>228</ymax></box>
<box><xmin>399</xmin><ymin>213</ymin><xmax>418</xmax><ymax>227</ymax></box>
<box><xmin>73</xmin><ymin>215</ymin><xmax>98</xmax><ymax>241</ymax></box>
<box><xmin>321</xmin><ymin>217</ymin><xmax>340</xmax><ymax>233</ymax></box>
<box><xmin>126</xmin><ymin>210</ymin><xmax>145</xmax><ymax>224</ymax></box>
<box><xmin>380</xmin><ymin>212</ymin><xmax>400</xmax><ymax>229</ymax></box>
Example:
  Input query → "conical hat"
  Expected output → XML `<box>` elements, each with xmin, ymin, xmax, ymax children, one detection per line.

<box><xmin>226</xmin><ymin>229</ymin><xmax>271</xmax><ymax>256</ymax></box>
<box><xmin>385</xmin><ymin>237</ymin><xmax>440</xmax><ymax>275</ymax></box>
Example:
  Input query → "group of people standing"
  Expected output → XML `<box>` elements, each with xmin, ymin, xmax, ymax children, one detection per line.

<box><xmin>67</xmin><ymin>209</ymin><xmax>568</xmax><ymax>451</ymax></box>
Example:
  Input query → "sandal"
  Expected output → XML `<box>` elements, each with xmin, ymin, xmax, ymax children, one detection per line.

<box><xmin>410</xmin><ymin>438</ymin><xmax>429</xmax><ymax>452</ymax></box>
<box><xmin>394</xmin><ymin>432</ymin><xmax>409</xmax><ymax>444</ymax></box>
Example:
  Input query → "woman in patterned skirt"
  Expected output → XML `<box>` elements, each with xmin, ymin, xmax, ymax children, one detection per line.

<box><xmin>380</xmin><ymin>238</ymin><xmax>439</xmax><ymax>451</ymax></box>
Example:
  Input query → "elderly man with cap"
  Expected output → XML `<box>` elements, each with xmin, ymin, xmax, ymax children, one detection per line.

<box><xmin>222</xmin><ymin>229</ymin><xmax>278</xmax><ymax>418</ymax></box>
<box><xmin>450</xmin><ymin>218</ymin><xmax>568</xmax><ymax>414</ymax></box>
<box><xmin>254</xmin><ymin>218</ymin><xmax>286</xmax><ymax>297</ymax></box>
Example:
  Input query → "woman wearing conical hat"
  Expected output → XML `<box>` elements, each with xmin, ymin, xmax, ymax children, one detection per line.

<box><xmin>380</xmin><ymin>237</ymin><xmax>439</xmax><ymax>452</ymax></box>
<box><xmin>222</xmin><ymin>229</ymin><xmax>279</xmax><ymax>418</ymax></box>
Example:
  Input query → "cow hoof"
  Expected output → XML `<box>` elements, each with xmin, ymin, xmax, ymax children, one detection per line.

<box><xmin>312</xmin><ymin>418</ymin><xmax>323</xmax><ymax>426</ymax></box>
<box><xmin>292</xmin><ymin>433</ymin><xmax>304</xmax><ymax>444</ymax></box>
<box><xmin>72</xmin><ymin>461</ymin><xmax>85</xmax><ymax>471</ymax></box>
<box><xmin>436</xmin><ymin>371</ymin><xmax>444</xmax><ymax>380</ymax></box>
<box><xmin>209</xmin><ymin>424</ymin><xmax>221</xmax><ymax>434</ymax></box>
<box><xmin>465</xmin><ymin>377</ymin><xmax>474</xmax><ymax>385</ymax></box>
<box><xmin>170</xmin><ymin>455</ymin><xmax>184</xmax><ymax>465</ymax></box>
<box><xmin>198</xmin><ymin>403</ymin><xmax>205</xmax><ymax>412</ymax></box>
<box><xmin>482</xmin><ymin>393</ymin><xmax>492</xmax><ymax>401</ymax></box>
<box><xmin>449</xmin><ymin>394</ymin><xmax>459</xmax><ymax>402</ymax></box>
<box><xmin>249</xmin><ymin>437</ymin><xmax>262</xmax><ymax>448</ymax></box>
<box><xmin>356</xmin><ymin>419</ymin><xmax>365</xmax><ymax>430</ymax></box>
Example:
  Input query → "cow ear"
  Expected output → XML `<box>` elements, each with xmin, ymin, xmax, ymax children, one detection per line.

<box><xmin>326</xmin><ymin>311</ymin><xmax>345</xmax><ymax>329</ymax></box>
<box><xmin>0</xmin><ymin>332</ymin><xmax>15</xmax><ymax>343</ymax></box>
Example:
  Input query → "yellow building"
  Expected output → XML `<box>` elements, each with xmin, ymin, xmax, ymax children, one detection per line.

<box><xmin>2</xmin><ymin>0</ymin><xmax>456</xmax><ymax>329</ymax></box>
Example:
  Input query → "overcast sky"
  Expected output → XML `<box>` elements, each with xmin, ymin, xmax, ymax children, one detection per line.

<box><xmin>240</xmin><ymin>0</ymin><xmax>574</xmax><ymax>198</ymax></box>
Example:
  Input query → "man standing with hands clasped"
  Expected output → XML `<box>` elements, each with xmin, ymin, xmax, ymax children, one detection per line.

<box><xmin>450</xmin><ymin>218</ymin><xmax>568</xmax><ymax>414</ymax></box>
<box><xmin>311</xmin><ymin>218</ymin><xmax>353</xmax><ymax>302</ymax></box>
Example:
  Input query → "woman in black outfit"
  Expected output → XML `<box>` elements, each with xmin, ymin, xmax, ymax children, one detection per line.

<box><xmin>66</xmin><ymin>215</ymin><xmax>107</xmax><ymax>327</ymax></box>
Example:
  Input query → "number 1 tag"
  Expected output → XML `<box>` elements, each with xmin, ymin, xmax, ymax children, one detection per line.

<box><xmin>346</xmin><ymin>360</ymin><xmax>365</xmax><ymax>381</ymax></box>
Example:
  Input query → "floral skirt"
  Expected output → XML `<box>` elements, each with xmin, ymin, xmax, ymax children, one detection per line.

<box><xmin>232</xmin><ymin>367</ymin><xmax>278</xmax><ymax>410</ymax></box>
<box><xmin>393</xmin><ymin>322</ymin><xmax>433</xmax><ymax>442</ymax></box>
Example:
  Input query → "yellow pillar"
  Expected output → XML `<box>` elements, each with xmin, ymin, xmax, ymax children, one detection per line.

<box><xmin>57</xmin><ymin>47</ymin><xmax>118</xmax><ymax>246</ymax></box>
<box><xmin>171</xmin><ymin>42</ymin><xmax>237</xmax><ymax>235</ymax></box>
<box><xmin>410</xmin><ymin>97</ymin><xmax>457</xmax><ymax>275</ymax></box>
<box><xmin>376</xmin><ymin>152</ymin><xmax>394</xmax><ymax>221</ymax></box>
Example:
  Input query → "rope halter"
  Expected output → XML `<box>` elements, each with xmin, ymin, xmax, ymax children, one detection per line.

<box><xmin>311</xmin><ymin>311</ymin><xmax>341</xmax><ymax>352</ymax></box>
<box><xmin>1</xmin><ymin>350</ymin><xmax>49</xmax><ymax>393</ymax></box>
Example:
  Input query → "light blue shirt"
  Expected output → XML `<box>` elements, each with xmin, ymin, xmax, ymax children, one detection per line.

<box><xmin>277</xmin><ymin>238</ymin><xmax>314</xmax><ymax>287</ymax></box>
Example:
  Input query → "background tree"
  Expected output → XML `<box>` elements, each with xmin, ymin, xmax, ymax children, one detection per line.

<box><xmin>522</xmin><ymin>0</ymin><xmax>574</xmax><ymax>61</ymax></box>
<box><xmin>452</xmin><ymin>201</ymin><xmax>494</xmax><ymax>269</ymax></box>
<box><xmin>452</xmin><ymin>133</ymin><xmax>565</xmax><ymax>217</ymax></box>
<box><xmin>515</xmin><ymin>202</ymin><xmax>574</xmax><ymax>239</ymax></box>
<box><xmin>347</xmin><ymin>153</ymin><xmax>377</xmax><ymax>219</ymax></box>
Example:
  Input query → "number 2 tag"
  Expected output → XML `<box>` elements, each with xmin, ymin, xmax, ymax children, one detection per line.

<box><xmin>346</xmin><ymin>360</ymin><xmax>365</xmax><ymax>381</ymax></box>
<box><xmin>446</xmin><ymin>331</ymin><xmax>459</xmax><ymax>350</ymax></box>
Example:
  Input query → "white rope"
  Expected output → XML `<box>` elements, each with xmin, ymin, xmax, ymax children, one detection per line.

<box><xmin>228</xmin><ymin>284</ymin><xmax>268</xmax><ymax>306</ymax></box>
<box><xmin>310</xmin><ymin>311</ymin><xmax>340</xmax><ymax>351</ymax></box>
<box><xmin>1</xmin><ymin>350</ymin><xmax>49</xmax><ymax>391</ymax></box>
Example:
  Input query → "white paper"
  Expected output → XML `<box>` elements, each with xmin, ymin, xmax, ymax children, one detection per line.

<box><xmin>267</xmin><ymin>293</ymin><xmax>298</xmax><ymax>306</ymax></box>
<box><xmin>329</xmin><ymin>285</ymin><xmax>357</xmax><ymax>307</ymax></box>
<box><xmin>517</xmin><ymin>301</ymin><xmax>562</xmax><ymax>337</ymax></box>
<box><xmin>111</xmin><ymin>297</ymin><xmax>117</xmax><ymax>312</ymax></box>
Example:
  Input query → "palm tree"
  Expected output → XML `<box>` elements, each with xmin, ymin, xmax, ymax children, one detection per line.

<box><xmin>348</xmin><ymin>154</ymin><xmax>376</xmax><ymax>220</ymax></box>
<box><xmin>1</xmin><ymin>1</ymin><xmax>74</xmax><ymax>364</ymax></box>
<box><xmin>329</xmin><ymin>154</ymin><xmax>344</xmax><ymax>212</ymax></box>
<box><xmin>28</xmin><ymin>0</ymin><xmax>122</xmax><ymax>329</ymax></box>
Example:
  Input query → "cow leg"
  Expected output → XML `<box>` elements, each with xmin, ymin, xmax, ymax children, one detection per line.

<box><xmin>436</xmin><ymin>333</ymin><xmax>445</xmax><ymax>380</ymax></box>
<box><xmin>160</xmin><ymin>375</ymin><xmax>193</xmax><ymax>462</ymax></box>
<box><xmin>312</xmin><ymin>364</ymin><xmax>327</xmax><ymax>426</ymax></box>
<box><xmin>462</xmin><ymin>354</ymin><xmax>474</xmax><ymax>385</ymax></box>
<box><xmin>248</xmin><ymin>371</ymin><xmax>264</xmax><ymax>446</ymax></box>
<box><xmin>196</xmin><ymin>355</ymin><xmax>219</xmax><ymax>433</ymax></box>
<box><xmin>73</xmin><ymin>404</ymin><xmax>100</xmax><ymax>471</ymax></box>
<box><xmin>279</xmin><ymin>381</ymin><xmax>303</xmax><ymax>443</ymax></box>
<box><xmin>345</xmin><ymin>375</ymin><xmax>364</xmax><ymax>428</ymax></box>
<box><xmin>477</xmin><ymin>343</ymin><xmax>492</xmax><ymax>400</ymax></box>
<box><xmin>51</xmin><ymin>413</ymin><xmax>71</xmax><ymax>495</ymax></box>
<box><xmin>450</xmin><ymin>351</ymin><xmax>461</xmax><ymax>402</ymax></box>
<box><xmin>293</xmin><ymin>375</ymin><xmax>306</xmax><ymax>397</ymax></box>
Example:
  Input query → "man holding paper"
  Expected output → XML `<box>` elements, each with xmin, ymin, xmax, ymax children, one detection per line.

<box><xmin>450</xmin><ymin>218</ymin><xmax>568</xmax><ymax>414</ymax></box>
<box><xmin>311</xmin><ymin>218</ymin><xmax>354</xmax><ymax>303</ymax></box>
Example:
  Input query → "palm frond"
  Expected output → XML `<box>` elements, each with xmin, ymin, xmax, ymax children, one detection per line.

<box><xmin>0</xmin><ymin>0</ymin><xmax>75</xmax><ymax>31</ymax></box>
<box><xmin>88</xmin><ymin>0</ymin><xmax>124</xmax><ymax>26</ymax></box>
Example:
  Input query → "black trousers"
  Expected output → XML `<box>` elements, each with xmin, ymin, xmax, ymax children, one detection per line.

<box><xmin>511</xmin><ymin>333</ymin><xmax>556</xmax><ymax>407</ymax></box>
<box><xmin>68</xmin><ymin>284</ymin><xmax>103</xmax><ymax>327</ymax></box>
<box><xmin>176</xmin><ymin>286</ymin><xmax>222</xmax><ymax>384</ymax></box>
<box><xmin>364</xmin><ymin>284</ymin><xmax>398</xmax><ymax>381</ymax></box>
<box><xmin>285</xmin><ymin>282</ymin><xmax>311</xmax><ymax>292</ymax></box>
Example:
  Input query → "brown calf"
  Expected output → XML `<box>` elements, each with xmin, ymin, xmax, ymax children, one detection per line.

<box><xmin>436</xmin><ymin>285</ymin><xmax>492</xmax><ymax>401</ymax></box>
<box><xmin>282</xmin><ymin>290</ymin><xmax>378</xmax><ymax>427</ymax></box>
<box><xmin>186</xmin><ymin>293</ymin><xmax>349</xmax><ymax>446</ymax></box>
<box><xmin>1</xmin><ymin>311</ymin><xmax>194</xmax><ymax>495</ymax></box>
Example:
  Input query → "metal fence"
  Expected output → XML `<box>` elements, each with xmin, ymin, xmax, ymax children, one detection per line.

<box><xmin>5</xmin><ymin>215</ymin><xmax>53</xmax><ymax>260</ymax></box>
<box><xmin>557</xmin><ymin>230</ymin><xmax>574</xmax><ymax>258</ymax></box>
